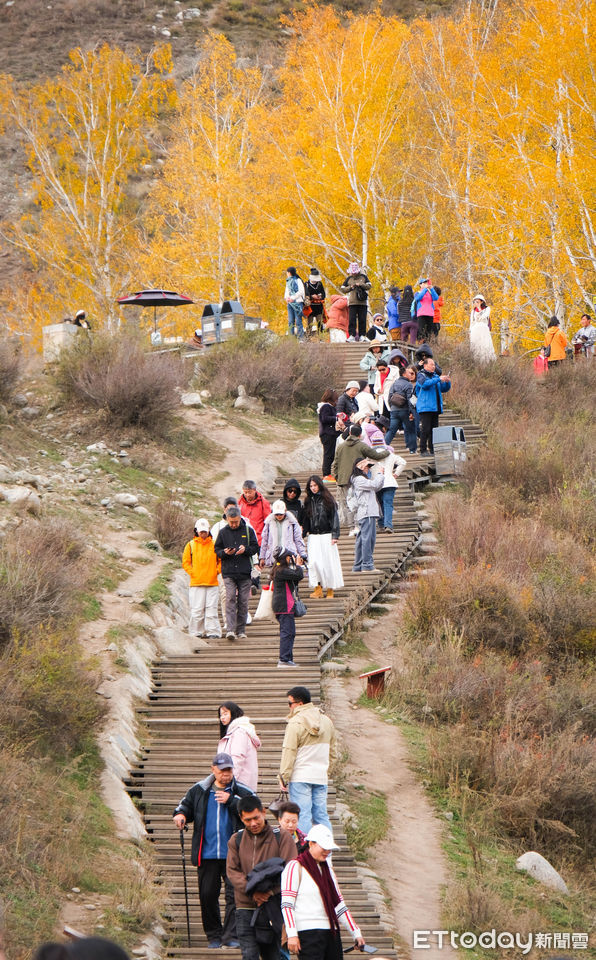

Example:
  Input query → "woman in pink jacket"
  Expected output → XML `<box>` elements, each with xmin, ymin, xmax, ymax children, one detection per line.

<box><xmin>324</xmin><ymin>295</ymin><xmax>349</xmax><ymax>342</ymax></box>
<box><xmin>218</xmin><ymin>701</ymin><xmax>261</xmax><ymax>791</ymax></box>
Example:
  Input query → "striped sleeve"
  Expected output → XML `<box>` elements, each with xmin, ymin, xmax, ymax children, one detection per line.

<box><xmin>281</xmin><ymin>860</ymin><xmax>300</xmax><ymax>937</ymax></box>
<box><xmin>331</xmin><ymin>865</ymin><xmax>362</xmax><ymax>939</ymax></box>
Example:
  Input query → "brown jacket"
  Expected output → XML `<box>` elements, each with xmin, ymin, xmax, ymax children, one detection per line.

<box><xmin>340</xmin><ymin>273</ymin><xmax>372</xmax><ymax>306</ymax></box>
<box><xmin>226</xmin><ymin>822</ymin><xmax>297</xmax><ymax>909</ymax></box>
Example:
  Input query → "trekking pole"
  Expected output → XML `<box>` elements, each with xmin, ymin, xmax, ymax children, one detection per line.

<box><xmin>179</xmin><ymin>827</ymin><xmax>191</xmax><ymax>947</ymax></box>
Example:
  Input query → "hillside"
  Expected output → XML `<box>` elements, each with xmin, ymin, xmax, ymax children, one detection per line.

<box><xmin>0</xmin><ymin>0</ymin><xmax>449</xmax><ymax>82</ymax></box>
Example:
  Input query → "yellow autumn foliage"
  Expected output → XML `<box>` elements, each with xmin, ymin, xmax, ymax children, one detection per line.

<box><xmin>0</xmin><ymin>0</ymin><xmax>594</xmax><ymax>348</ymax></box>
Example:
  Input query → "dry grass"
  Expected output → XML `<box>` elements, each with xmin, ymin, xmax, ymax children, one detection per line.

<box><xmin>386</xmin><ymin>349</ymin><xmax>596</xmax><ymax>864</ymax></box>
<box><xmin>153</xmin><ymin>498</ymin><xmax>195</xmax><ymax>555</ymax></box>
<box><xmin>0</xmin><ymin>338</ymin><xmax>22</xmax><ymax>404</ymax></box>
<box><xmin>197</xmin><ymin>330</ymin><xmax>344</xmax><ymax>413</ymax></box>
<box><xmin>0</xmin><ymin>518</ymin><xmax>86</xmax><ymax>646</ymax></box>
<box><xmin>54</xmin><ymin>331</ymin><xmax>188</xmax><ymax>433</ymax></box>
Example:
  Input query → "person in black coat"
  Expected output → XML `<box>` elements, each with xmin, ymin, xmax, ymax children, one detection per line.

<box><xmin>173</xmin><ymin>753</ymin><xmax>254</xmax><ymax>947</ymax></box>
<box><xmin>282</xmin><ymin>478</ymin><xmax>304</xmax><ymax>527</ymax></box>
<box><xmin>302</xmin><ymin>477</ymin><xmax>343</xmax><ymax>599</ymax></box>
<box><xmin>271</xmin><ymin>547</ymin><xmax>304</xmax><ymax>668</ymax></box>
<box><xmin>214</xmin><ymin>508</ymin><xmax>259</xmax><ymax>640</ymax></box>
<box><xmin>336</xmin><ymin>382</ymin><xmax>360</xmax><ymax>419</ymax></box>
<box><xmin>317</xmin><ymin>389</ymin><xmax>340</xmax><ymax>479</ymax></box>
<box><xmin>305</xmin><ymin>268</ymin><xmax>326</xmax><ymax>334</ymax></box>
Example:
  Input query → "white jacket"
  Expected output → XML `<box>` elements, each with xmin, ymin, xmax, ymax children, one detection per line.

<box><xmin>373</xmin><ymin>365</ymin><xmax>399</xmax><ymax>407</ymax></box>
<box><xmin>281</xmin><ymin>859</ymin><xmax>362</xmax><ymax>939</ymax></box>
<box><xmin>355</xmin><ymin>390</ymin><xmax>379</xmax><ymax>417</ymax></box>
<box><xmin>371</xmin><ymin>451</ymin><xmax>407</xmax><ymax>489</ymax></box>
<box><xmin>285</xmin><ymin>277</ymin><xmax>305</xmax><ymax>304</ymax></box>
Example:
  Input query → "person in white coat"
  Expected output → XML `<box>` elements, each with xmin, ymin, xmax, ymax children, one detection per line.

<box><xmin>372</xmin><ymin>357</ymin><xmax>399</xmax><ymax>418</ymax></box>
<box><xmin>469</xmin><ymin>294</ymin><xmax>496</xmax><ymax>362</ymax></box>
<box><xmin>371</xmin><ymin>450</ymin><xmax>407</xmax><ymax>533</ymax></box>
<box><xmin>218</xmin><ymin>701</ymin><xmax>261</xmax><ymax>792</ymax></box>
<box><xmin>348</xmin><ymin>458</ymin><xmax>385</xmax><ymax>573</ymax></box>
<box><xmin>285</xmin><ymin>267</ymin><xmax>306</xmax><ymax>340</ymax></box>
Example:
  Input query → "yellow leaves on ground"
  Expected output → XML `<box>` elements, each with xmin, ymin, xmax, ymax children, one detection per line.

<box><xmin>1</xmin><ymin>0</ymin><xmax>595</xmax><ymax>347</ymax></box>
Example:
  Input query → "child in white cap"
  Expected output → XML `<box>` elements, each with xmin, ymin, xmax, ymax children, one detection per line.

<box><xmin>182</xmin><ymin>518</ymin><xmax>221</xmax><ymax>638</ymax></box>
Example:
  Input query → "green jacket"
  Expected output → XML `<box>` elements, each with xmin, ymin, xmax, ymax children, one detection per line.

<box><xmin>331</xmin><ymin>436</ymin><xmax>389</xmax><ymax>486</ymax></box>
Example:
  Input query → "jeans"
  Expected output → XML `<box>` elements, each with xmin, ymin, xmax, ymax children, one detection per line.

<box><xmin>235</xmin><ymin>907</ymin><xmax>281</xmax><ymax>960</ymax></box>
<box><xmin>287</xmin><ymin>302</ymin><xmax>305</xmax><ymax>338</ymax></box>
<box><xmin>197</xmin><ymin>858</ymin><xmax>237</xmax><ymax>943</ymax></box>
<box><xmin>335</xmin><ymin>484</ymin><xmax>355</xmax><ymax>528</ymax></box>
<box><xmin>379</xmin><ymin>487</ymin><xmax>396</xmax><ymax>530</ymax></box>
<box><xmin>223</xmin><ymin>577</ymin><xmax>251</xmax><ymax>634</ymax></box>
<box><xmin>352</xmin><ymin>515</ymin><xmax>377</xmax><ymax>571</ymax></box>
<box><xmin>277</xmin><ymin>613</ymin><xmax>296</xmax><ymax>663</ymax></box>
<box><xmin>400</xmin><ymin>319</ymin><xmax>418</xmax><ymax>344</ymax></box>
<box><xmin>320</xmin><ymin>433</ymin><xmax>337</xmax><ymax>476</ymax></box>
<box><xmin>419</xmin><ymin>411</ymin><xmax>440</xmax><ymax>453</ymax></box>
<box><xmin>385</xmin><ymin>408</ymin><xmax>417</xmax><ymax>452</ymax></box>
<box><xmin>348</xmin><ymin>303</ymin><xmax>367</xmax><ymax>337</ymax></box>
<box><xmin>288</xmin><ymin>781</ymin><xmax>331</xmax><ymax>833</ymax></box>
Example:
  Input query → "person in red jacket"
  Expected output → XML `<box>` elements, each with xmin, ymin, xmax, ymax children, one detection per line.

<box><xmin>431</xmin><ymin>285</ymin><xmax>444</xmax><ymax>340</ymax></box>
<box><xmin>238</xmin><ymin>481</ymin><xmax>272</xmax><ymax>546</ymax></box>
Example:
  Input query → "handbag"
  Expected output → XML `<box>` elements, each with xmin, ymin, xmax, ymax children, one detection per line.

<box><xmin>253</xmin><ymin>584</ymin><xmax>274</xmax><ymax>620</ymax></box>
<box><xmin>292</xmin><ymin>585</ymin><xmax>307</xmax><ymax>618</ymax></box>
<box><xmin>544</xmin><ymin>343</ymin><xmax>551</xmax><ymax>358</ymax></box>
<box><xmin>268</xmin><ymin>792</ymin><xmax>287</xmax><ymax>815</ymax></box>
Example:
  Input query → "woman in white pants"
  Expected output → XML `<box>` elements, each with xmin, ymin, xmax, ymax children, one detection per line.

<box><xmin>181</xmin><ymin>519</ymin><xmax>221</xmax><ymax>638</ymax></box>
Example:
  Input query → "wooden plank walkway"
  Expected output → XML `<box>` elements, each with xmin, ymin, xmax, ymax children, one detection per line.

<box><xmin>126</xmin><ymin>341</ymin><xmax>482</xmax><ymax>960</ymax></box>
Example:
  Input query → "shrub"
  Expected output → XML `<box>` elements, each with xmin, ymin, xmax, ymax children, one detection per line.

<box><xmin>0</xmin><ymin>518</ymin><xmax>86</xmax><ymax>646</ymax></box>
<box><xmin>153</xmin><ymin>499</ymin><xmax>195</xmax><ymax>554</ymax></box>
<box><xmin>54</xmin><ymin>331</ymin><xmax>188</xmax><ymax>432</ymax></box>
<box><xmin>0</xmin><ymin>338</ymin><xmax>22</xmax><ymax>404</ymax></box>
<box><xmin>0</xmin><ymin>627</ymin><xmax>105</xmax><ymax>755</ymax></box>
<box><xmin>196</xmin><ymin>330</ymin><xmax>344</xmax><ymax>413</ymax></box>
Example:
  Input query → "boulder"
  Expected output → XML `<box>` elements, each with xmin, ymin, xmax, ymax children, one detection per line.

<box><xmin>0</xmin><ymin>485</ymin><xmax>41</xmax><ymax>515</ymax></box>
<box><xmin>12</xmin><ymin>393</ymin><xmax>28</xmax><ymax>408</ymax></box>
<box><xmin>515</xmin><ymin>852</ymin><xmax>569</xmax><ymax>893</ymax></box>
<box><xmin>199</xmin><ymin>390</ymin><xmax>211</xmax><ymax>399</ymax></box>
<box><xmin>86</xmin><ymin>441</ymin><xmax>108</xmax><ymax>452</ymax></box>
<box><xmin>113</xmin><ymin>492</ymin><xmax>139</xmax><ymax>508</ymax></box>
<box><xmin>20</xmin><ymin>406</ymin><xmax>41</xmax><ymax>419</ymax></box>
<box><xmin>134</xmin><ymin>505</ymin><xmax>151</xmax><ymax>516</ymax></box>
<box><xmin>0</xmin><ymin>465</ymin><xmax>15</xmax><ymax>483</ymax></box>
<box><xmin>180</xmin><ymin>392</ymin><xmax>203</xmax><ymax>408</ymax></box>
<box><xmin>233</xmin><ymin>393</ymin><xmax>265</xmax><ymax>414</ymax></box>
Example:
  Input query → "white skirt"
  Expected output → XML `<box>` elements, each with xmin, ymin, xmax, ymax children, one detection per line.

<box><xmin>307</xmin><ymin>533</ymin><xmax>344</xmax><ymax>590</ymax></box>
<box><xmin>470</xmin><ymin>322</ymin><xmax>496</xmax><ymax>362</ymax></box>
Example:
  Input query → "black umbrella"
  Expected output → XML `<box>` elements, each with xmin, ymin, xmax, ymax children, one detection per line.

<box><xmin>116</xmin><ymin>289</ymin><xmax>194</xmax><ymax>333</ymax></box>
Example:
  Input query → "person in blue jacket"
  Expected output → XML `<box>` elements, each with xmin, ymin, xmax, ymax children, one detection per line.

<box><xmin>415</xmin><ymin>356</ymin><xmax>451</xmax><ymax>457</ymax></box>
<box><xmin>386</xmin><ymin>287</ymin><xmax>401</xmax><ymax>341</ymax></box>
<box><xmin>408</xmin><ymin>278</ymin><xmax>439</xmax><ymax>345</ymax></box>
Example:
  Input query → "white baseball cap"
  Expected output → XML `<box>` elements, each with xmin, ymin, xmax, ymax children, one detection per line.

<box><xmin>272</xmin><ymin>500</ymin><xmax>287</xmax><ymax>515</ymax></box>
<box><xmin>305</xmin><ymin>825</ymin><xmax>339</xmax><ymax>850</ymax></box>
<box><xmin>194</xmin><ymin>518</ymin><xmax>210</xmax><ymax>533</ymax></box>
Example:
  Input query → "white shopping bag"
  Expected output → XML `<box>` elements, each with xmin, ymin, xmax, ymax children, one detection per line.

<box><xmin>253</xmin><ymin>584</ymin><xmax>274</xmax><ymax>620</ymax></box>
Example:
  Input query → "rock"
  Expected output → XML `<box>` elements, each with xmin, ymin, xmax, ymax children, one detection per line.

<box><xmin>20</xmin><ymin>406</ymin><xmax>41</xmax><ymax>419</ymax></box>
<box><xmin>118</xmin><ymin>590</ymin><xmax>134</xmax><ymax>598</ymax></box>
<box><xmin>0</xmin><ymin>485</ymin><xmax>41</xmax><ymax>515</ymax></box>
<box><xmin>233</xmin><ymin>393</ymin><xmax>265</xmax><ymax>414</ymax></box>
<box><xmin>321</xmin><ymin>661</ymin><xmax>349</xmax><ymax>674</ymax></box>
<box><xmin>134</xmin><ymin>505</ymin><xmax>151</xmax><ymax>516</ymax></box>
<box><xmin>60</xmin><ymin>459</ymin><xmax>72</xmax><ymax>469</ymax></box>
<box><xmin>515</xmin><ymin>852</ymin><xmax>569</xmax><ymax>894</ymax></box>
<box><xmin>100</xmin><ymin>498</ymin><xmax>111</xmax><ymax>507</ymax></box>
<box><xmin>119</xmin><ymin>439</ymin><xmax>133</xmax><ymax>448</ymax></box>
<box><xmin>0</xmin><ymin>465</ymin><xmax>15</xmax><ymax>483</ymax></box>
<box><xmin>237</xmin><ymin>384</ymin><xmax>247</xmax><ymax>397</ymax></box>
<box><xmin>71</xmin><ymin>887</ymin><xmax>81</xmax><ymax>893</ymax></box>
<box><xmin>199</xmin><ymin>389</ymin><xmax>211</xmax><ymax>399</ymax></box>
<box><xmin>106</xmin><ymin>643</ymin><xmax>118</xmax><ymax>652</ymax></box>
<box><xmin>180</xmin><ymin>391</ymin><xmax>204</xmax><ymax>408</ymax></box>
<box><xmin>443</xmin><ymin>811</ymin><xmax>454</xmax><ymax>821</ymax></box>
<box><xmin>113</xmin><ymin>492</ymin><xmax>139</xmax><ymax>507</ymax></box>
<box><xmin>145</xmin><ymin>540</ymin><xmax>162</xmax><ymax>552</ymax></box>
<box><xmin>12</xmin><ymin>393</ymin><xmax>28</xmax><ymax>408</ymax></box>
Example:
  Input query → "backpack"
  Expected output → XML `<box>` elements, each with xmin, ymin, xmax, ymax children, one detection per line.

<box><xmin>346</xmin><ymin>484</ymin><xmax>359</xmax><ymax>514</ymax></box>
<box><xmin>355</xmin><ymin>284</ymin><xmax>368</xmax><ymax>302</ymax></box>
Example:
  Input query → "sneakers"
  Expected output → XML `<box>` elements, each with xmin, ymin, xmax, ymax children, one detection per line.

<box><xmin>348</xmin><ymin>526</ymin><xmax>360</xmax><ymax>537</ymax></box>
<box><xmin>225</xmin><ymin>631</ymin><xmax>236</xmax><ymax>640</ymax></box>
<box><xmin>208</xmin><ymin>941</ymin><xmax>223</xmax><ymax>950</ymax></box>
<box><xmin>323</xmin><ymin>475</ymin><xmax>336</xmax><ymax>483</ymax></box>
<box><xmin>347</xmin><ymin>335</ymin><xmax>356</xmax><ymax>342</ymax></box>
<box><xmin>222</xmin><ymin>940</ymin><xmax>240</xmax><ymax>949</ymax></box>
<box><xmin>277</xmin><ymin>660</ymin><xmax>298</xmax><ymax>668</ymax></box>
<box><xmin>236</xmin><ymin>632</ymin><xmax>247</xmax><ymax>639</ymax></box>
<box><xmin>206</xmin><ymin>634</ymin><xmax>220</xmax><ymax>639</ymax></box>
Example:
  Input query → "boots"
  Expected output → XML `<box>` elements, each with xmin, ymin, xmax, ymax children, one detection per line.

<box><xmin>310</xmin><ymin>585</ymin><xmax>324</xmax><ymax>599</ymax></box>
<box><xmin>326</xmin><ymin>589</ymin><xmax>334</xmax><ymax>598</ymax></box>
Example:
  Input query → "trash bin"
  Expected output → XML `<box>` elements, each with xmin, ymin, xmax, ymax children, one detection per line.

<box><xmin>432</xmin><ymin>425</ymin><xmax>458</xmax><ymax>475</ymax></box>
<box><xmin>219</xmin><ymin>300</ymin><xmax>245</xmax><ymax>339</ymax></box>
<box><xmin>43</xmin><ymin>322</ymin><xmax>79</xmax><ymax>362</ymax></box>
<box><xmin>452</xmin><ymin>427</ymin><xmax>466</xmax><ymax>475</ymax></box>
<box><xmin>200</xmin><ymin>303</ymin><xmax>222</xmax><ymax>344</ymax></box>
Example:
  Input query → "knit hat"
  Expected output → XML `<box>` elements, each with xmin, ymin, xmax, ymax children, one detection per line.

<box><xmin>472</xmin><ymin>293</ymin><xmax>485</xmax><ymax>302</ymax></box>
<box><xmin>271</xmin><ymin>500</ymin><xmax>287</xmax><ymax>515</ymax></box>
<box><xmin>345</xmin><ymin>380</ymin><xmax>360</xmax><ymax>390</ymax></box>
<box><xmin>372</xmin><ymin>313</ymin><xmax>384</xmax><ymax>322</ymax></box>
<box><xmin>348</xmin><ymin>262</ymin><xmax>361</xmax><ymax>275</ymax></box>
<box><xmin>194</xmin><ymin>518</ymin><xmax>210</xmax><ymax>533</ymax></box>
<box><xmin>310</xmin><ymin>267</ymin><xmax>320</xmax><ymax>276</ymax></box>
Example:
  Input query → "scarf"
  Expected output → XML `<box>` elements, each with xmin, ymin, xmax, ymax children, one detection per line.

<box><xmin>296</xmin><ymin>849</ymin><xmax>340</xmax><ymax>932</ymax></box>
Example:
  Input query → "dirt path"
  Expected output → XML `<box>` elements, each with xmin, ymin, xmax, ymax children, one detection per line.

<box><xmin>326</xmin><ymin>598</ymin><xmax>455</xmax><ymax>960</ymax></box>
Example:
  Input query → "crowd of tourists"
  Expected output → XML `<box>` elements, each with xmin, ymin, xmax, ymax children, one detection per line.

<box><xmin>171</xmin><ymin>687</ymin><xmax>366</xmax><ymax>960</ymax></box>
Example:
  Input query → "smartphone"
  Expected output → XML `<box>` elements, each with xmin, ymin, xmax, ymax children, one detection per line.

<box><xmin>344</xmin><ymin>947</ymin><xmax>377</xmax><ymax>955</ymax></box>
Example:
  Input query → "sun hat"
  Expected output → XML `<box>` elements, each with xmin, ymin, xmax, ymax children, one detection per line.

<box><xmin>306</xmin><ymin>824</ymin><xmax>339</xmax><ymax>850</ymax></box>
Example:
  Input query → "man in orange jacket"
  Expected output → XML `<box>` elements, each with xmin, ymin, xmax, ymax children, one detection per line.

<box><xmin>182</xmin><ymin>518</ymin><xmax>222</xmax><ymax>638</ymax></box>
